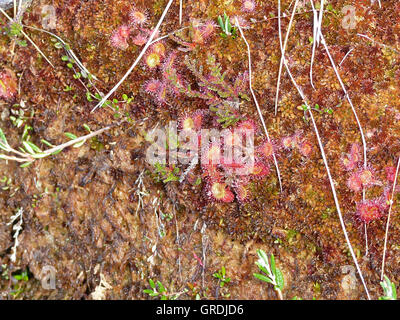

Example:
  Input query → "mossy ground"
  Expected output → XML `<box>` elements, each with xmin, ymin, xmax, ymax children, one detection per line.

<box><xmin>0</xmin><ymin>0</ymin><xmax>399</xmax><ymax>299</ymax></box>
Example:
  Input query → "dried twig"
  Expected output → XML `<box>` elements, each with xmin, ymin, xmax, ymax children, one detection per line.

<box><xmin>381</xmin><ymin>156</ymin><xmax>400</xmax><ymax>280</ymax></box>
<box><xmin>236</xmin><ymin>17</ymin><xmax>283</xmax><ymax>192</ymax></box>
<box><xmin>0</xmin><ymin>126</ymin><xmax>110</xmax><ymax>164</ymax></box>
<box><xmin>310</xmin><ymin>1</ymin><xmax>369</xmax><ymax>254</ymax></box>
<box><xmin>179</xmin><ymin>0</ymin><xmax>183</xmax><ymax>25</ymax></box>
<box><xmin>275</xmin><ymin>0</ymin><xmax>299</xmax><ymax>116</ymax></box>
<box><xmin>309</xmin><ymin>0</ymin><xmax>324</xmax><ymax>89</ymax></box>
<box><xmin>91</xmin><ymin>0</ymin><xmax>174</xmax><ymax>112</ymax></box>
<box><xmin>277</xmin><ymin>1</ymin><xmax>371</xmax><ymax>300</ymax></box>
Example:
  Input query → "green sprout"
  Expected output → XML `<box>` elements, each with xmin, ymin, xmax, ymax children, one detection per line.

<box><xmin>213</xmin><ymin>266</ymin><xmax>231</xmax><ymax>288</ymax></box>
<box><xmin>10</xmin><ymin>269</ymin><xmax>29</xmax><ymax>298</ymax></box>
<box><xmin>254</xmin><ymin>249</ymin><xmax>284</xmax><ymax>300</ymax></box>
<box><xmin>86</xmin><ymin>91</ymin><xmax>133</xmax><ymax>120</ymax></box>
<box><xmin>143</xmin><ymin>279</ymin><xmax>185</xmax><ymax>300</ymax></box>
<box><xmin>153</xmin><ymin>163</ymin><xmax>180</xmax><ymax>183</ymax></box>
<box><xmin>213</xmin><ymin>266</ymin><xmax>231</xmax><ymax>298</ymax></box>
<box><xmin>379</xmin><ymin>276</ymin><xmax>397</xmax><ymax>300</ymax></box>
<box><xmin>217</xmin><ymin>13</ymin><xmax>238</xmax><ymax>39</ymax></box>
<box><xmin>0</xmin><ymin>126</ymin><xmax>110</xmax><ymax>167</ymax></box>
<box><xmin>144</xmin><ymin>279</ymin><xmax>169</xmax><ymax>300</ymax></box>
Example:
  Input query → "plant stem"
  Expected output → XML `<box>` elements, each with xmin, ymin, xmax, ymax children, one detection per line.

<box><xmin>276</xmin><ymin>287</ymin><xmax>283</xmax><ymax>300</ymax></box>
<box><xmin>275</xmin><ymin>0</ymin><xmax>299</xmax><ymax>116</ymax></box>
<box><xmin>236</xmin><ymin>18</ymin><xmax>283</xmax><ymax>192</ymax></box>
<box><xmin>381</xmin><ymin>156</ymin><xmax>400</xmax><ymax>280</ymax></box>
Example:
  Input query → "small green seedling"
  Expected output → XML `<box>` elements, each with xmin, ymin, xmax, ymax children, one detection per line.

<box><xmin>254</xmin><ymin>249</ymin><xmax>284</xmax><ymax>300</ymax></box>
<box><xmin>5</xmin><ymin>22</ymin><xmax>26</xmax><ymax>46</ymax></box>
<box><xmin>10</xmin><ymin>269</ymin><xmax>29</xmax><ymax>297</ymax></box>
<box><xmin>143</xmin><ymin>279</ymin><xmax>169</xmax><ymax>300</ymax></box>
<box><xmin>217</xmin><ymin>13</ymin><xmax>237</xmax><ymax>39</ymax></box>
<box><xmin>154</xmin><ymin>163</ymin><xmax>180</xmax><ymax>183</ymax></box>
<box><xmin>0</xmin><ymin>125</ymin><xmax>109</xmax><ymax>167</ymax></box>
<box><xmin>213</xmin><ymin>266</ymin><xmax>231</xmax><ymax>288</ymax></box>
<box><xmin>143</xmin><ymin>279</ymin><xmax>185</xmax><ymax>300</ymax></box>
<box><xmin>379</xmin><ymin>276</ymin><xmax>397</xmax><ymax>300</ymax></box>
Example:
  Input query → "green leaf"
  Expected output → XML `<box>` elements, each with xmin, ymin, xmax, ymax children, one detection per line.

<box><xmin>9</xmin><ymin>22</ymin><xmax>23</xmax><ymax>36</ymax></box>
<box><xmin>270</xmin><ymin>254</ymin><xmax>276</xmax><ymax>277</ymax></box>
<box><xmin>254</xmin><ymin>273</ymin><xmax>273</xmax><ymax>284</ymax></box>
<box><xmin>0</xmin><ymin>128</ymin><xmax>8</xmax><ymax>145</ymax></box>
<box><xmin>257</xmin><ymin>249</ymin><xmax>270</xmax><ymax>268</ymax></box>
<box><xmin>157</xmin><ymin>281</ymin><xmax>166</xmax><ymax>293</ymax></box>
<box><xmin>275</xmin><ymin>268</ymin><xmax>284</xmax><ymax>290</ymax></box>
<box><xmin>86</xmin><ymin>92</ymin><xmax>93</xmax><ymax>101</ymax></box>
<box><xmin>16</xmin><ymin>39</ymin><xmax>27</xmax><ymax>47</ymax></box>
<box><xmin>0</xmin><ymin>142</ymin><xmax>9</xmax><ymax>152</ymax></box>
<box><xmin>51</xmin><ymin>149</ymin><xmax>63</xmax><ymax>156</ymax></box>
<box><xmin>380</xmin><ymin>275</ymin><xmax>397</xmax><ymax>300</ymax></box>
<box><xmin>255</xmin><ymin>262</ymin><xmax>269</xmax><ymax>276</ymax></box>
<box><xmin>392</xmin><ymin>283</ymin><xmax>397</xmax><ymax>300</ymax></box>
<box><xmin>25</xmin><ymin>141</ymin><xmax>42</xmax><ymax>153</ymax></box>
<box><xmin>226</xmin><ymin>17</ymin><xmax>232</xmax><ymax>34</ymax></box>
<box><xmin>64</xmin><ymin>132</ymin><xmax>78</xmax><ymax>140</ymax></box>
<box><xmin>73</xmin><ymin>140</ymin><xmax>86</xmax><ymax>148</ymax></box>
<box><xmin>149</xmin><ymin>279</ymin><xmax>156</xmax><ymax>289</ymax></box>
<box><xmin>20</xmin><ymin>162</ymin><xmax>32</xmax><ymax>168</ymax></box>
<box><xmin>143</xmin><ymin>289</ymin><xmax>154</xmax><ymax>294</ymax></box>
<box><xmin>41</xmin><ymin>139</ymin><xmax>54</xmax><ymax>147</ymax></box>
<box><xmin>218</xmin><ymin>16</ymin><xmax>224</xmax><ymax>31</ymax></box>
<box><xmin>83</xmin><ymin>124</ymin><xmax>91</xmax><ymax>132</ymax></box>
<box><xmin>22</xmin><ymin>141</ymin><xmax>35</xmax><ymax>154</ymax></box>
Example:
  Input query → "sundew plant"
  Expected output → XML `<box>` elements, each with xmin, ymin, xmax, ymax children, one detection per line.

<box><xmin>0</xmin><ymin>0</ymin><xmax>398</xmax><ymax>302</ymax></box>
